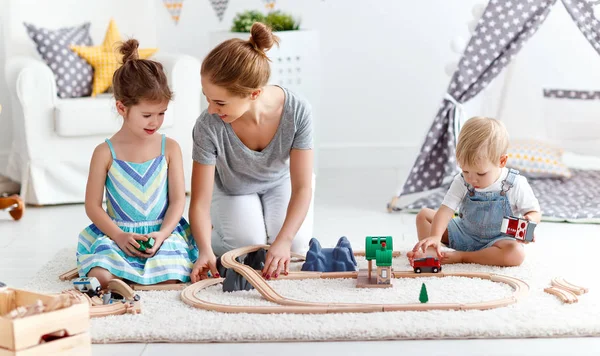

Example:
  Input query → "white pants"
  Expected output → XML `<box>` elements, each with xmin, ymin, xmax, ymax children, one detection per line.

<box><xmin>210</xmin><ymin>176</ymin><xmax>314</xmax><ymax>257</ymax></box>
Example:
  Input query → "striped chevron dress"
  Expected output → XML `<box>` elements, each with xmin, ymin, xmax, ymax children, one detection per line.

<box><xmin>77</xmin><ymin>135</ymin><xmax>198</xmax><ymax>284</ymax></box>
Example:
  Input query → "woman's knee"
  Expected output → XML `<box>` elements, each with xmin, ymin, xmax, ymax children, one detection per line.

<box><xmin>289</xmin><ymin>233</ymin><xmax>311</xmax><ymax>256</ymax></box>
<box><xmin>212</xmin><ymin>228</ymin><xmax>267</xmax><ymax>256</ymax></box>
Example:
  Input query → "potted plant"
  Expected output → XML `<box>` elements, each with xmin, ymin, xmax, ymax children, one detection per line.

<box><xmin>230</xmin><ymin>10</ymin><xmax>300</xmax><ymax>32</ymax></box>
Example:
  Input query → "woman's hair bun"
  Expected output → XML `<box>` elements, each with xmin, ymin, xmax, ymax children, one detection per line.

<box><xmin>249</xmin><ymin>22</ymin><xmax>279</xmax><ymax>53</ymax></box>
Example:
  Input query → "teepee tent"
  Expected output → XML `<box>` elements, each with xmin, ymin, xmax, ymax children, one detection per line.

<box><xmin>389</xmin><ymin>0</ymin><xmax>600</xmax><ymax>209</ymax></box>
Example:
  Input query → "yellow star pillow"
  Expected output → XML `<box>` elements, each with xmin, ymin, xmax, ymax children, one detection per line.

<box><xmin>70</xmin><ymin>19</ymin><xmax>158</xmax><ymax>96</ymax></box>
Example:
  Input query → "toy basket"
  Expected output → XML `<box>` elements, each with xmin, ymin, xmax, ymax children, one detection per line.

<box><xmin>0</xmin><ymin>288</ymin><xmax>91</xmax><ymax>355</ymax></box>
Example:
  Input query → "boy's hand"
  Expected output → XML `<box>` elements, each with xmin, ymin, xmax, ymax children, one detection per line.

<box><xmin>523</xmin><ymin>213</ymin><xmax>540</xmax><ymax>242</ymax></box>
<box><xmin>523</xmin><ymin>211</ymin><xmax>541</xmax><ymax>224</ymax></box>
<box><xmin>412</xmin><ymin>236</ymin><xmax>443</xmax><ymax>258</ymax></box>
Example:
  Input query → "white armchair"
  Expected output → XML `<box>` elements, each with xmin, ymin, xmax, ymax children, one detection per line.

<box><xmin>1</xmin><ymin>0</ymin><xmax>201</xmax><ymax>205</ymax></box>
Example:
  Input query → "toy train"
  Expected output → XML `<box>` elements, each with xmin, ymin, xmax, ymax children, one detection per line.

<box><xmin>73</xmin><ymin>277</ymin><xmax>102</xmax><ymax>297</ymax></box>
<box><xmin>500</xmin><ymin>215</ymin><xmax>536</xmax><ymax>242</ymax></box>
<box><xmin>412</xmin><ymin>257</ymin><xmax>441</xmax><ymax>273</ymax></box>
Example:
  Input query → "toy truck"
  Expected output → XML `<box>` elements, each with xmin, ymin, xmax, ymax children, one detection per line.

<box><xmin>412</xmin><ymin>257</ymin><xmax>441</xmax><ymax>273</ymax></box>
<box><xmin>501</xmin><ymin>215</ymin><xmax>536</xmax><ymax>242</ymax></box>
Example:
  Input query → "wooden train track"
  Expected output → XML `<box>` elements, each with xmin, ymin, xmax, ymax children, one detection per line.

<box><xmin>543</xmin><ymin>286</ymin><xmax>578</xmax><ymax>304</ymax></box>
<box><xmin>551</xmin><ymin>277</ymin><xmax>588</xmax><ymax>295</ymax></box>
<box><xmin>59</xmin><ymin>268</ymin><xmax>188</xmax><ymax>291</ymax></box>
<box><xmin>181</xmin><ymin>245</ymin><xmax>530</xmax><ymax>314</ymax></box>
<box><xmin>61</xmin><ymin>280</ymin><xmax>141</xmax><ymax>317</ymax></box>
<box><xmin>543</xmin><ymin>277</ymin><xmax>589</xmax><ymax>304</ymax></box>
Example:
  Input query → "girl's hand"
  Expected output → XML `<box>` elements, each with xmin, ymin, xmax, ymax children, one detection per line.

<box><xmin>190</xmin><ymin>249</ymin><xmax>219</xmax><ymax>283</ymax></box>
<box><xmin>263</xmin><ymin>238</ymin><xmax>292</xmax><ymax>279</ymax></box>
<box><xmin>112</xmin><ymin>232</ymin><xmax>152</xmax><ymax>258</ymax></box>
<box><xmin>143</xmin><ymin>231</ymin><xmax>168</xmax><ymax>258</ymax></box>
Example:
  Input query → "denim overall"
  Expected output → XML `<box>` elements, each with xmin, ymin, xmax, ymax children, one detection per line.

<box><xmin>447</xmin><ymin>169</ymin><xmax>519</xmax><ymax>252</ymax></box>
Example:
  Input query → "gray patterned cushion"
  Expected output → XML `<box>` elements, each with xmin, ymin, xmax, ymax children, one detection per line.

<box><xmin>24</xmin><ymin>22</ymin><xmax>94</xmax><ymax>98</ymax></box>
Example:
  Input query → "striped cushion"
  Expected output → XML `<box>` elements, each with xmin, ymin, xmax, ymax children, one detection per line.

<box><xmin>507</xmin><ymin>140</ymin><xmax>572</xmax><ymax>179</ymax></box>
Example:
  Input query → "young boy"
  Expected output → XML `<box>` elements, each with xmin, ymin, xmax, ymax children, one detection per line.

<box><xmin>407</xmin><ymin>117</ymin><xmax>541</xmax><ymax>267</ymax></box>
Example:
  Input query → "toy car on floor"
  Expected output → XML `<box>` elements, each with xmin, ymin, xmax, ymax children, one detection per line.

<box><xmin>412</xmin><ymin>257</ymin><xmax>441</xmax><ymax>273</ymax></box>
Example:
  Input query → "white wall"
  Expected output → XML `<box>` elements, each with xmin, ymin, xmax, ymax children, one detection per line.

<box><xmin>0</xmin><ymin>1</ymin><xmax>11</xmax><ymax>175</ymax></box>
<box><xmin>154</xmin><ymin>0</ymin><xmax>488</xmax><ymax>170</ymax></box>
<box><xmin>2</xmin><ymin>0</ymin><xmax>596</xmax><ymax>177</ymax></box>
<box><xmin>489</xmin><ymin>2</ymin><xmax>600</xmax><ymax>157</ymax></box>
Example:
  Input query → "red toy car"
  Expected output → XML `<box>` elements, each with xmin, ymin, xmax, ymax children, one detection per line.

<box><xmin>412</xmin><ymin>257</ymin><xmax>441</xmax><ymax>273</ymax></box>
<box><xmin>500</xmin><ymin>216</ymin><xmax>536</xmax><ymax>242</ymax></box>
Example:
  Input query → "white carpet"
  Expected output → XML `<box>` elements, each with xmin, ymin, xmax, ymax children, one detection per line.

<box><xmin>26</xmin><ymin>241</ymin><xmax>600</xmax><ymax>343</ymax></box>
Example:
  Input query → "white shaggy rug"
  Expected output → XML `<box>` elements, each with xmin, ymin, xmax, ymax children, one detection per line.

<box><xmin>26</xmin><ymin>241</ymin><xmax>600</xmax><ymax>343</ymax></box>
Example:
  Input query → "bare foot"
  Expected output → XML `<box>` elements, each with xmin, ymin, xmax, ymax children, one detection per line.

<box><xmin>441</xmin><ymin>251</ymin><xmax>463</xmax><ymax>264</ymax></box>
<box><xmin>406</xmin><ymin>250</ymin><xmax>426</xmax><ymax>265</ymax></box>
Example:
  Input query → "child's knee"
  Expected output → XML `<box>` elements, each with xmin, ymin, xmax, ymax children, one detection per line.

<box><xmin>87</xmin><ymin>267</ymin><xmax>113</xmax><ymax>288</ymax></box>
<box><xmin>502</xmin><ymin>242</ymin><xmax>525</xmax><ymax>266</ymax></box>
<box><xmin>417</xmin><ymin>208</ymin><xmax>434</xmax><ymax>222</ymax></box>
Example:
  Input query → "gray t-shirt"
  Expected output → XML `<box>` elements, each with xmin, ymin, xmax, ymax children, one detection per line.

<box><xmin>192</xmin><ymin>86</ymin><xmax>313</xmax><ymax>195</ymax></box>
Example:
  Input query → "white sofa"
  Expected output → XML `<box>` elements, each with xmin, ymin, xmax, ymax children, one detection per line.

<box><xmin>1</xmin><ymin>0</ymin><xmax>201</xmax><ymax>205</ymax></box>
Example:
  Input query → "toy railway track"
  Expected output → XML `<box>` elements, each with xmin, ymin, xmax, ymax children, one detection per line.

<box><xmin>551</xmin><ymin>277</ymin><xmax>588</xmax><ymax>295</ymax></box>
<box><xmin>59</xmin><ymin>268</ymin><xmax>189</xmax><ymax>291</ymax></box>
<box><xmin>181</xmin><ymin>245</ymin><xmax>530</xmax><ymax>314</ymax></box>
<box><xmin>544</xmin><ymin>286</ymin><xmax>578</xmax><ymax>304</ymax></box>
<box><xmin>62</xmin><ymin>280</ymin><xmax>141</xmax><ymax>317</ymax></box>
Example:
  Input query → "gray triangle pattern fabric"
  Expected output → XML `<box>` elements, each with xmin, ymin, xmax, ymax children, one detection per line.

<box><xmin>399</xmin><ymin>0</ymin><xmax>557</xmax><ymax>198</ymax></box>
<box><xmin>24</xmin><ymin>22</ymin><xmax>94</xmax><ymax>98</ymax></box>
<box><xmin>209</xmin><ymin>0</ymin><xmax>229</xmax><ymax>22</ymax></box>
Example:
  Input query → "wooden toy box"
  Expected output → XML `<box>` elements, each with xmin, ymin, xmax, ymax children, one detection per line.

<box><xmin>0</xmin><ymin>288</ymin><xmax>91</xmax><ymax>356</ymax></box>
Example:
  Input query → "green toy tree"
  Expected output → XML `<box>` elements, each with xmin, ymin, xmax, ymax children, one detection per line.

<box><xmin>419</xmin><ymin>283</ymin><xmax>429</xmax><ymax>303</ymax></box>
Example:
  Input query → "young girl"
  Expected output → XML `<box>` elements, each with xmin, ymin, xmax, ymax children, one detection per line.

<box><xmin>407</xmin><ymin>117</ymin><xmax>541</xmax><ymax>267</ymax></box>
<box><xmin>189</xmin><ymin>23</ymin><xmax>314</xmax><ymax>282</ymax></box>
<box><xmin>77</xmin><ymin>39</ymin><xmax>198</xmax><ymax>288</ymax></box>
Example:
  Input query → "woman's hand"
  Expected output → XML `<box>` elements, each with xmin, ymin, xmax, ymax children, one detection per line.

<box><xmin>190</xmin><ymin>249</ymin><xmax>219</xmax><ymax>283</ymax></box>
<box><xmin>112</xmin><ymin>232</ymin><xmax>152</xmax><ymax>258</ymax></box>
<box><xmin>263</xmin><ymin>238</ymin><xmax>292</xmax><ymax>279</ymax></box>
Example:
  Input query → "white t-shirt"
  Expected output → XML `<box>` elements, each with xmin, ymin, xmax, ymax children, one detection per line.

<box><xmin>441</xmin><ymin>167</ymin><xmax>541</xmax><ymax>216</ymax></box>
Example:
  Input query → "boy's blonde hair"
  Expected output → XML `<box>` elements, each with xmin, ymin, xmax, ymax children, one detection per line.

<box><xmin>456</xmin><ymin>117</ymin><xmax>509</xmax><ymax>167</ymax></box>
